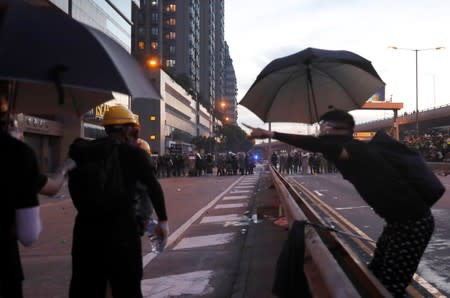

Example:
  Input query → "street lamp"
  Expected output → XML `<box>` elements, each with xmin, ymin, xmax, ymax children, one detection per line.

<box><xmin>388</xmin><ymin>46</ymin><xmax>445</xmax><ymax>136</ymax></box>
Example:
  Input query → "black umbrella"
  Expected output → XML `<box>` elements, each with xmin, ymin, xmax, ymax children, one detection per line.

<box><xmin>0</xmin><ymin>0</ymin><xmax>159</xmax><ymax>116</ymax></box>
<box><xmin>239</xmin><ymin>47</ymin><xmax>385</xmax><ymax>124</ymax></box>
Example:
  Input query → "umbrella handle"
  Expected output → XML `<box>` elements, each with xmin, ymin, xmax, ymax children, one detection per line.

<box><xmin>49</xmin><ymin>65</ymin><xmax>68</xmax><ymax>106</ymax></box>
<box><xmin>242</xmin><ymin>122</ymin><xmax>256</xmax><ymax>130</ymax></box>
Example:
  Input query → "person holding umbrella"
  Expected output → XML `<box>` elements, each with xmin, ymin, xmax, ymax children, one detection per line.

<box><xmin>247</xmin><ymin>109</ymin><xmax>440</xmax><ymax>297</ymax></box>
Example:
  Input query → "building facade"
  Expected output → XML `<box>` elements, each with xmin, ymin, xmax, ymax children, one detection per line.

<box><xmin>222</xmin><ymin>42</ymin><xmax>238</xmax><ymax>125</ymax></box>
<box><xmin>131</xmin><ymin>0</ymin><xmax>228</xmax><ymax>121</ymax></box>
<box><xmin>132</xmin><ymin>70</ymin><xmax>213</xmax><ymax>155</ymax></box>
<box><xmin>19</xmin><ymin>0</ymin><xmax>135</xmax><ymax>173</ymax></box>
<box><xmin>131</xmin><ymin>0</ymin><xmax>227</xmax><ymax>153</ymax></box>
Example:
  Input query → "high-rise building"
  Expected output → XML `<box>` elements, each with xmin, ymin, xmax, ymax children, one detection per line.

<box><xmin>222</xmin><ymin>42</ymin><xmax>238</xmax><ymax>125</ymax></box>
<box><xmin>131</xmin><ymin>0</ymin><xmax>230</xmax><ymax>153</ymax></box>
<box><xmin>132</xmin><ymin>0</ymin><xmax>225</xmax><ymax>111</ymax></box>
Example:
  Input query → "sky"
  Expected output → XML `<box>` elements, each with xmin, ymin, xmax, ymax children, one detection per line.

<box><xmin>224</xmin><ymin>0</ymin><xmax>450</xmax><ymax>134</ymax></box>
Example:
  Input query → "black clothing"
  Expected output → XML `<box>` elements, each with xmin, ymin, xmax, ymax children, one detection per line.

<box><xmin>368</xmin><ymin>213</ymin><xmax>434</xmax><ymax>297</ymax></box>
<box><xmin>272</xmin><ymin>131</ymin><xmax>435</xmax><ymax>296</ymax></box>
<box><xmin>0</xmin><ymin>131</ymin><xmax>44</xmax><ymax>298</ymax></box>
<box><xmin>68</xmin><ymin>137</ymin><xmax>167</xmax><ymax>298</ymax></box>
<box><xmin>272</xmin><ymin>220</ymin><xmax>311</xmax><ymax>298</ymax></box>
<box><xmin>274</xmin><ymin>132</ymin><xmax>429</xmax><ymax>222</ymax></box>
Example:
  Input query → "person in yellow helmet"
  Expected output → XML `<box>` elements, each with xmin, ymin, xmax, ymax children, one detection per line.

<box><xmin>67</xmin><ymin>104</ymin><xmax>168</xmax><ymax>298</ymax></box>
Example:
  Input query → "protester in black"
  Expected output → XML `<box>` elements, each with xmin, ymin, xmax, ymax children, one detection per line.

<box><xmin>248</xmin><ymin>109</ymin><xmax>437</xmax><ymax>297</ymax></box>
<box><xmin>1</xmin><ymin>82</ymin><xmax>74</xmax><ymax>298</ymax></box>
<box><xmin>68</xmin><ymin>105</ymin><xmax>169</xmax><ymax>298</ymax></box>
<box><xmin>0</xmin><ymin>129</ymin><xmax>46</xmax><ymax>298</ymax></box>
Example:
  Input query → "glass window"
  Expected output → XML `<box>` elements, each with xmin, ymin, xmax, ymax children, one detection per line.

<box><xmin>151</xmin><ymin>27</ymin><xmax>159</xmax><ymax>36</ymax></box>
<box><xmin>151</xmin><ymin>12</ymin><xmax>158</xmax><ymax>22</ymax></box>
<box><xmin>151</xmin><ymin>0</ymin><xmax>158</xmax><ymax>6</ymax></box>
<box><xmin>151</xmin><ymin>41</ymin><xmax>158</xmax><ymax>49</ymax></box>
<box><xmin>166</xmin><ymin>4</ymin><xmax>176</xmax><ymax>12</ymax></box>
<box><xmin>137</xmin><ymin>27</ymin><xmax>145</xmax><ymax>39</ymax></box>
<box><xmin>138</xmin><ymin>41</ymin><xmax>145</xmax><ymax>50</ymax></box>
<box><xmin>169</xmin><ymin>45</ymin><xmax>175</xmax><ymax>54</ymax></box>
<box><xmin>166</xmin><ymin>18</ymin><xmax>176</xmax><ymax>26</ymax></box>
<box><xmin>165</xmin><ymin>31</ymin><xmax>176</xmax><ymax>40</ymax></box>
<box><xmin>166</xmin><ymin>59</ymin><xmax>176</xmax><ymax>67</ymax></box>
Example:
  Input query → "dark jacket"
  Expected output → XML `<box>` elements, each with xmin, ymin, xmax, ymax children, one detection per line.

<box><xmin>274</xmin><ymin>132</ymin><xmax>431</xmax><ymax>223</ymax></box>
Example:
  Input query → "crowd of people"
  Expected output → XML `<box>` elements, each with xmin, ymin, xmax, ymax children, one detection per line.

<box><xmin>151</xmin><ymin>151</ymin><xmax>257</xmax><ymax>178</ymax></box>
<box><xmin>270</xmin><ymin>151</ymin><xmax>336</xmax><ymax>175</ymax></box>
<box><xmin>401</xmin><ymin>129</ymin><xmax>450</xmax><ymax>162</ymax></box>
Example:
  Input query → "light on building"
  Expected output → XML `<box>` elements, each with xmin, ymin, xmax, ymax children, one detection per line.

<box><xmin>146</xmin><ymin>56</ymin><xmax>159</xmax><ymax>68</ymax></box>
<box><xmin>150</xmin><ymin>135</ymin><xmax>157</xmax><ymax>140</ymax></box>
<box><xmin>150</xmin><ymin>115</ymin><xmax>157</xmax><ymax>121</ymax></box>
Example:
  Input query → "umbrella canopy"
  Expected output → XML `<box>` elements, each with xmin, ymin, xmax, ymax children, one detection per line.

<box><xmin>0</xmin><ymin>0</ymin><xmax>160</xmax><ymax>116</ymax></box>
<box><xmin>239</xmin><ymin>47</ymin><xmax>385</xmax><ymax>124</ymax></box>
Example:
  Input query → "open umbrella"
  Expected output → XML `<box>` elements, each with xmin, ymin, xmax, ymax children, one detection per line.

<box><xmin>239</xmin><ymin>47</ymin><xmax>385</xmax><ymax>124</ymax></box>
<box><xmin>0</xmin><ymin>0</ymin><xmax>159</xmax><ymax>116</ymax></box>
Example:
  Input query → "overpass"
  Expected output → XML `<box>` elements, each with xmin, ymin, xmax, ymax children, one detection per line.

<box><xmin>355</xmin><ymin>103</ymin><xmax>450</xmax><ymax>135</ymax></box>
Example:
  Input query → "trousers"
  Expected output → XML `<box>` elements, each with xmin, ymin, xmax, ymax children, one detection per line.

<box><xmin>368</xmin><ymin>212</ymin><xmax>434</xmax><ymax>297</ymax></box>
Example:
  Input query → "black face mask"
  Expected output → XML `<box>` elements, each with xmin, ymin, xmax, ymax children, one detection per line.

<box><xmin>318</xmin><ymin>134</ymin><xmax>353</xmax><ymax>143</ymax></box>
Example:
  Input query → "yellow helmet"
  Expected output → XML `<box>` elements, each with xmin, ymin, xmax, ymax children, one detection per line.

<box><xmin>101</xmin><ymin>105</ymin><xmax>139</xmax><ymax>127</ymax></box>
<box><xmin>137</xmin><ymin>138</ymin><xmax>151</xmax><ymax>155</ymax></box>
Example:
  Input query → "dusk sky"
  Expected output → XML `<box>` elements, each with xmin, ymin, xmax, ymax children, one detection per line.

<box><xmin>225</xmin><ymin>0</ymin><xmax>450</xmax><ymax>134</ymax></box>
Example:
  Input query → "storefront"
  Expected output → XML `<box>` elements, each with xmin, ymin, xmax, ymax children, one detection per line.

<box><xmin>19</xmin><ymin>114</ymin><xmax>63</xmax><ymax>174</ymax></box>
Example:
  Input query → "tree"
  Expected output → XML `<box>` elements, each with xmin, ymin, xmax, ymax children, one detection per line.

<box><xmin>216</xmin><ymin>124</ymin><xmax>254</xmax><ymax>153</ymax></box>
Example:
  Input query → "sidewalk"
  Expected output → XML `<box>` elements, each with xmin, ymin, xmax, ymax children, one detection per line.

<box><xmin>232</xmin><ymin>167</ymin><xmax>287</xmax><ymax>297</ymax></box>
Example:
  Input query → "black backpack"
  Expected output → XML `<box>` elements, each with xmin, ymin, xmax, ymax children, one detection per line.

<box><xmin>369</xmin><ymin>131</ymin><xmax>445</xmax><ymax>206</ymax></box>
<box><xmin>68</xmin><ymin>138</ymin><xmax>127</xmax><ymax>215</ymax></box>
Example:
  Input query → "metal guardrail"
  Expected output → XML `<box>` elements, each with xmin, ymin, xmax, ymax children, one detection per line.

<box><xmin>287</xmin><ymin>177</ymin><xmax>444</xmax><ymax>298</ymax></box>
<box><xmin>270</xmin><ymin>166</ymin><xmax>393</xmax><ymax>297</ymax></box>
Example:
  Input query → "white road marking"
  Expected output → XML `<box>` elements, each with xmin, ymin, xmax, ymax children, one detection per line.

<box><xmin>224</xmin><ymin>221</ymin><xmax>249</xmax><ymax>227</ymax></box>
<box><xmin>314</xmin><ymin>190</ymin><xmax>324</xmax><ymax>196</ymax></box>
<box><xmin>235</xmin><ymin>185</ymin><xmax>253</xmax><ymax>188</ymax></box>
<box><xmin>141</xmin><ymin>270</ymin><xmax>214</xmax><ymax>298</ymax></box>
<box><xmin>231</xmin><ymin>189</ymin><xmax>251</xmax><ymax>193</ymax></box>
<box><xmin>173</xmin><ymin>233</ymin><xmax>234</xmax><ymax>250</ymax></box>
<box><xmin>142</xmin><ymin>176</ymin><xmax>247</xmax><ymax>267</ymax></box>
<box><xmin>335</xmin><ymin>206</ymin><xmax>371</xmax><ymax>210</ymax></box>
<box><xmin>215</xmin><ymin>203</ymin><xmax>246</xmax><ymax>209</ymax></box>
<box><xmin>223</xmin><ymin>195</ymin><xmax>249</xmax><ymax>200</ymax></box>
<box><xmin>200</xmin><ymin>214</ymin><xmax>245</xmax><ymax>224</ymax></box>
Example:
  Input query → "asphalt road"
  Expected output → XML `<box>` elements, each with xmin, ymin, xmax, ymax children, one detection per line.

<box><xmin>291</xmin><ymin>172</ymin><xmax>450</xmax><ymax>297</ymax></box>
<box><xmin>20</xmin><ymin>174</ymin><xmax>244</xmax><ymax>297</ymax></box>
